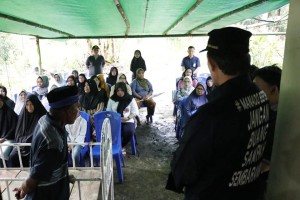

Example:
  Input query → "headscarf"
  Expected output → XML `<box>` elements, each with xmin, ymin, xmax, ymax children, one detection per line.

<box><xmin>66</xmin><ymin>75</ymin><xmax>77</xmax><ymax>87</ymax></box>
<box><xmin>130</xmin><ymin>50</ymin><xmax>146</xmax><ymax>75</ymax></box>
<box><xmin>110</xmin><ymin>73</ymin><xmax>132</xmax><ymax>97</ymax></box>
<box><xmin>97</xmin><ymin>74</ymin><xmax>110</xmax><ymax>98</ymax></box>
<box><xmin>136</xmin><ymin>68</ymin><xmax>149</xmax><ymax>90</ymax></box>
<box><xmin>206</xmin><ymin>76</ymin><xmax>214</xmax><ymax>94</ymax></box>
<box><xmin>191</xmin><ymin>82</ymin><xmax>207</xmax><ymax>105</ymax></box>
<box><xmin>106</xmin><ymin>67</ymin><xmax>118</xmax><ymax>86</ymax></box>
<box><xmin>72</xmin><ymin>70</ymin><xmax>79</xmax><ymax>77</ymax></box>
<box><xmin>33</xmin><ymin>76</ymin><xmax>49</xmax><ymax>97</ymax></box>
<box><xmin>0</xmin><ymin>95</ymin><xmax>18</xmax><ymax>140</ymax></box>
<box><xmin>14</xmin><ymin>90</ymin><xmax>27</xmax><ymax>115</ymax></box>
<box><xmin>0</xmin><ymin>85</ymin><xmax>15</xmax><ymax>110</ymax></box>
<box><xmin>78</xmin><ymin>73</ymin><xmax>87</xmax><ymax>95</ymax></box>
<box><xmin>39</xmin><ymin>76</ymin><xmax>49</xmax><ymax>87</ymax></box>
<box><xmin>181</xmin><ymin>69</ymin><xmax>196</xmax><ymax>81</ymax></box>
<box><xmin>51</xmin><ymin>73</ymin><xmax>66</xmax><ymax>88</ymax></box>
<box><xmin>79</xmin><ymin>79</ymin><xmax>105</xmax><ymax>110</ymax></box>
<box><xmin>15</xmin><ymin>94</ymin><xmax>47</xmax><ymax>155</ymax></box>
<box><xmin>183</xmin><ymin>76</ymin><xmax>193</xmax><ymax>89</ymax></box>
<box><xmin>116</xmin><ymin>73</ymin><xmax>129</xmax><ymax>84</ymax></box>
<box><xmin>110</xmin><ymin>82</ymin><xmax>133</xmax><ymax>117</ymax></box>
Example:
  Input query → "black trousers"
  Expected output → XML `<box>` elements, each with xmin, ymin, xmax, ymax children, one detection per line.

<box><xmin>121</xmin><ymin>123</ymin><xmax>135</xmax><ymax>147</ymax></box>
<box><xmin>9</xmin><ymin>147</ymin><xmax>30</xmax><ymax>167</ymax></box>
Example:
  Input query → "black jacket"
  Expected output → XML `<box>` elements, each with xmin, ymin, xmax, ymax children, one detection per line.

<box><xmin>167</xmin><ymin>75</ymin><xmax>270</xmax><ymax>200</ymax></box>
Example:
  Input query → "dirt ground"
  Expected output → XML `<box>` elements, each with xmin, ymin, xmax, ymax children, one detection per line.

<box><xmin>112</xmin><ymin>99</ymin><xmax>184</xmax><ymax>200</ymax></box>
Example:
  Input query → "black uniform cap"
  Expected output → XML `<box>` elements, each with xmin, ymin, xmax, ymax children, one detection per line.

<box><xmin>47</xmin><ymin>86</ymin><xmax>78</xmax><ymax>109</ymax></box>
<box><xmin>200</xmin><ymin>27</ymin><xmax>252</xmax><ymax>56</ymax></box>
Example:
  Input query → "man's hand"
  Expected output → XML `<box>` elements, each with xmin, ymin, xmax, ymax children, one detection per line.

<box><xmin>69</xmin><ymin>174</ymin><xmax>76</xmax><ymax>184</ymax></box>
<box><xmin>13</xmin><ymin>187</ymin><xmax>26</xmax><ymax>199</ymax></box>
<box><xmin>0</xmin><ymin>138</ymin><xmax>6</xmax><ymax>143</ymax></box>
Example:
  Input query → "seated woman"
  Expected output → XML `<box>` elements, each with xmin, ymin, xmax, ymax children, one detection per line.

<box><xmin>107</xmin><ymin>82</ymin><xmax>138</xmax><ymax>148</ymax></box>
<box><xmin>65</xmin><ymin>114</ymin><xmax>87</xmax><ymax>167</ymax></box>
<box><xmin>176</xmin><ymin>76</ymin><xmax>194</xmax><ymax>102</ymax></box>
<box><xmin>71</xmin><ymin>70</ymin><xmax>79</xmax><ymax>84</ymax></box>
<box><xmin>106</xmin><ymin>67</ymin><xmax>118</xmax><ymax>86</ymax></box>
<box><xmin>130</xmin><ymin>68</ymin><xmax>156</xmax><ymax>124</ymax></box>
<box><xmin>32</xmin><ymin>76</ymin><xmax>49</xmax><ymax>100</ymax></box>
<box><xmin>0</xmin><ymin>85</ymin><xmax>15</xmax><ymax>110</ymax></box>
<box><xmin>66</xmin><ymin>75</ymin><xmax>77</xmax><ymax>86</ymax></box>
<box><xmin>9</xmin><ymin>94</ymin><xmax>47</xmax><ymax>167</ymax></box>
<box><xmin>177</xmin><ymin>69</ymin><xmax>198</xmax><ymax>90</ymax></box>
<box><xmin>78</xmin><ymin>73</ymin><xmax>87</xmax><ymax>95</ymax></box>
<box><xmin>182</xmin><ymin>82</ymin><xmax>207</xmax><ymax>129</ymax></box>
<box><xmin>49</xmin><ymin>73</ymin><xmax>66</xmax><ymax>88</ymax></box>
<box><xmin>0</xmin><ymin>95</ymin><xmax>18</xmax><ymax>163</ymax></box>
<box><xmin>206</xmin><ymin>76</ymin><xmax>215</xmax><ymax>94</ymax></box>
<box><xmin>14</xmin><ymin>90</ymin><xmax>27</xmax><ymax>115</ymax></box>
<box><xmin>79</xmin><ymin>79</ymin><xmax>106</xmax><ymax>116</ymax></box>
<box><xmin>110</xmin><ymin>73</ymin><xmax>132</xmax><ymax>97</ymax></box>
<box><xmin>97</xmin><ymin>74</ymin><xmax>110</xmax><ymax>99</ymax></box>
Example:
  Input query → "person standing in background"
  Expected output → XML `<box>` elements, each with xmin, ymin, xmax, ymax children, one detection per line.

<box><xmin>181</xmin><ymin>46</ymin><xmax>200</xmax><ymax>77</ymax></box>
<box><xmin>253</xmin><ymin>65</ymin><xmax>282</xmax><ymax>199</ymax></box>
<box><xmin>86</xmin><ymin>45</ymin><xmax>105</xmax><ymax>77</ymax></box>
<box><xmin>130</xmin><ymin>50</ymin><xmax>146</xmax><ymax>81</ymax></box>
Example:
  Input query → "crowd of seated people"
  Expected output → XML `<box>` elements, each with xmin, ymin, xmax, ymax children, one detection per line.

<box><xmin>0</xmin><ymin>65</ymin><xmax>158</xmax><ymax>167</ymax></box>
<box><xmin>9</xmin><ymin>94</ymin><xmax>47</xmax><ymax>167</ymax></box>
<box><xmin>174</xmin><ymin>72</ymin><xmax>213</xmax><ymax>139</ymax></box>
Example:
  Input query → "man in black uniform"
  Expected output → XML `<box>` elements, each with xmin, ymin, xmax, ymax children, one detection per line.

<box><xmin>166</xmin><ymin>27</ymin><xmax>269</xmax><ymax>200</ymax></box>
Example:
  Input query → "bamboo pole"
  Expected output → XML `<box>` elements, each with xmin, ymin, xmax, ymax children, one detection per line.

<box><xmin>36</xmin><ymin>37</ymin><xmax>42</xmax><ymax>75</ymax></box>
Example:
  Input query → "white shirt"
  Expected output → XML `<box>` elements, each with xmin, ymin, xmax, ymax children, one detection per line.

<box><xmin>106</xmin><ymin>98</ymin><xmax>139</xmax><ymax>123</ymax></box>
<box><xmin>65</xmin><ymin>115</ymin><xmax>87</xmax><ymax>145</ymax></box>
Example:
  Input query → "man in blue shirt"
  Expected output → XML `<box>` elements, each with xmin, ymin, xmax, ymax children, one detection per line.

<box><xmin>181</xmin><ymin>46</ymin><xmax>200</xmax><ymax>76</ymax></box>
<box><xmin>14</xmin><ymin>86</ymin><xmax>79</xmax><ymax>200</ymax></box>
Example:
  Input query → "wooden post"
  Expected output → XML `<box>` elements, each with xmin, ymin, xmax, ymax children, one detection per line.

<box><xmin>267</xmin><ymin>0</ymin><xmax>300</xmax><ymax>199</ymax></box>
<box><xmin>36</xmin><ymin>37</ymin><xmax>42</xmax><ymax>75</ymax></box>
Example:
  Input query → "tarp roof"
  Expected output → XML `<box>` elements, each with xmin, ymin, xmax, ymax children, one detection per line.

<box><xmin>0</xmin><ymin>0</ymin><xmax>289</xmax><ymax>39</ymax></box>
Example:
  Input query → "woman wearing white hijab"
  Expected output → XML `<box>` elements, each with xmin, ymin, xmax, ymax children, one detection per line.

<box><xmin>14</xmin><ymin>90</ymin><xmax>27</xmax><ymax>115</ymax></box>
<box><xmin>176</xmin><ymin>76</ymin><xmax>194</xmax><ymax>102</ymax></box>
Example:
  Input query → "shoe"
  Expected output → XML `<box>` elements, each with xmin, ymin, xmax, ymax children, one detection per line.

<box><xmin>122</xmin><ymin>148</ymin><xmax>126</xmax><ymax>155</ymax></box>
<box><xmin>136</xmin><ymin>116</ymin><xmax>141</xmax><ymax>126</ymax></box>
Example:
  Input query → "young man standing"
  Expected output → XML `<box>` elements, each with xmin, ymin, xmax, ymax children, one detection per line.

<box><xmin>167</xmin><ymin>27</ymin><xmax>269</xmax><ymax>200</ymax></box>
<box><xmin>86</xmin><ymin>45</ymin><xmax>105</xmax><ymax>77</ymax></box>
<box><xmin>14</xmin><ymin>86</ymin><xmax>79</xmax><ymax>200</ymax></box>
<box><xmin>253</xmin><ymin>65</ymin><xmax>282</xmax><ymax>198</ymax></box>
<box><xmin>181</xmin><ymin>46</ymin><xmax>200</xmax><ymax>77</ymax></box>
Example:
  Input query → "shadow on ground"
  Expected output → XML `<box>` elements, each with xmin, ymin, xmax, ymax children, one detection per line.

<box><xmin>112</xmin><ymin>105</ymin><xmax>183</xmax><ymax>200</ymax></box>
